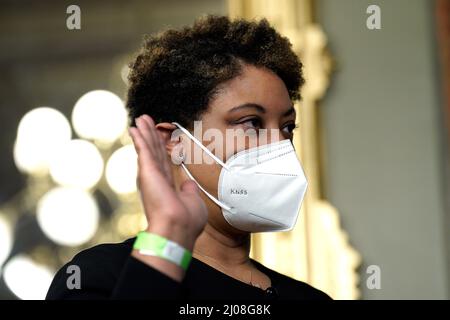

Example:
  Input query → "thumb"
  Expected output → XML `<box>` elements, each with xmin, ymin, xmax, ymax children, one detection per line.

<box><xmin>180</xmin><ymin>179</ymin><xmax>200</xmax><ymax>196</ymax></box>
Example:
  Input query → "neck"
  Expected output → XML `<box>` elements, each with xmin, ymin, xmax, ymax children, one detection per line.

<box><xmin>193</xmin><ymin>222</ymin><xmax>251</xmax><ymax>267</ymax></box>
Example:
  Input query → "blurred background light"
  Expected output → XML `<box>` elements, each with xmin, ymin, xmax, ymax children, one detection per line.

<box><xmin>116</xmin><ymin>212</ymin><xmax>147</xmax><ymax>239</ymax></box>
<box><xmin>37</xmin><ymin>187</ymin><xmax>100</xmax><ymax>247</ymax></box>
<box><xmin>3</xmin><ymin>255</ymin><xmax>54</xmax><ymax>300</ymax></box>
<box><xmin>13</xmin><ymin>107</ymin><xmax>72</xmax><ymax>175</ymax></box>
<box><xmin>120</xmin><ymin>64</ymin><xmax>130</xmax><ymax>84</ymax></box>
<box><xmin>49</xmin><ymin>139</ymin><xmax>104</xmax><ymax>189</ymax></box>
<box><xmin>106</xmin><ymin>144</ymin><xmax>137</xmax><ymax>195</ymax></box>
<box><xmin>72</xmin><ymin>90</ymin><xmax>128</xmax><ymax>144</ymax></box>
<box><xmin>0</xmin><ymin>214</ymin><xmax>13</xmax><ymax>269</ymax></box>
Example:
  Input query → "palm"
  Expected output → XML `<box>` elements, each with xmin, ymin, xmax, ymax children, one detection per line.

<box><xmin>129</xmin><ymin>115</ymin><xmax>208</xmax><ymax>238</ymax></box>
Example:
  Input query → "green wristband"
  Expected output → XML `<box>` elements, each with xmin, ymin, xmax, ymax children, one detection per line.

<box><xmin>133</xmin><ymin>231</ymin><xmax>192</xmax><ymax>271</ymax></box>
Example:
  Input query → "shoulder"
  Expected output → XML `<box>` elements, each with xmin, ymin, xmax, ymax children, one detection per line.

<box><xmin>251</xmin><ymin>259</ymin><xmax>333</xmax><ymax>300</ymax></box>
<box><xmin>70</xmin><ymin>237</ymin><xmax>135</xmax><ymax>266</ymax></box>
<box><xmin>46</xmin><ymin>238</ymin><xmax>135</xmax><ymax>300</ymax></box>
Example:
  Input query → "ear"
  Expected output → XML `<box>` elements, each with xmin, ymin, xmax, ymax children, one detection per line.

<box><xmin>155</xmin><ymin>122</ymin><xmax>182</xmax><ymax>157</ymax></box>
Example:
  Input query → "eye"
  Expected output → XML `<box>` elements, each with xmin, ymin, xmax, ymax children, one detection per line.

<box><xmin>282</xmin><ymin>122</ymin><xmax>299</xmax><ymax>136</ymax></box>
<box><xmin>237</xmin><ymin>117</ymin><xmax>263</xmax><ymax>130</ymax></box>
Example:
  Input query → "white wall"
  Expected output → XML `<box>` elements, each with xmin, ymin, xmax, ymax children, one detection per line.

<box><xmin>317</xmin><ymin>0</ymin><xmax>449</xmax><ymax>299</ymax></box>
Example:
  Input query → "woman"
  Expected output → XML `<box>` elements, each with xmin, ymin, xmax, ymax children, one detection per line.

<box><xmin>46</xmin><ymin>14</ymin><xmax>331</xmax><ymax>300</ymax></box>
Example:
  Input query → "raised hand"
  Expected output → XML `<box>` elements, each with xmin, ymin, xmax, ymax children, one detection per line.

<box><xmin>129</xmin><ymin>115</ymin><xmax>208</xmax><ymax>281</ymax></box>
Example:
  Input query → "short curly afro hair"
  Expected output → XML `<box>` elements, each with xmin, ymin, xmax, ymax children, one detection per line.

<box><xmin>126</xmin><ymin>14</ymin><xmax>304</xmax><ymax>129</ymax></box>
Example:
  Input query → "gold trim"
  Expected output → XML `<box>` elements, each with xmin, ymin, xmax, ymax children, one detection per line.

<box><xmin>228</xmin><ymin>0</ymin><xmax>361</xmax><ymax>299</ymax></box>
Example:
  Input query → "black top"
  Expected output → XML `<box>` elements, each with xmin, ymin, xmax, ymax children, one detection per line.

<box><xmin>46</xmin><ymin>238</ymin><xmax>331</xmax><ymax>300</ymax></box>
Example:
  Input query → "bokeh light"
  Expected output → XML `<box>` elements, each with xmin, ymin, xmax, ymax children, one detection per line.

<box><xmin>116</xmin><ymin>212</ymin><xmax>147</xmax><ymax>239</ymax></box>
<box><xmin>120</xmin><ymin>64</ymin><xmax>130</xmax><ymax>84</ymax></box>
<box><xmin>13</xmin><ymin>107</ymin><xmax>72</xmax><ymax>175</ymax></box>
<box><xmin>3</xmin><ymin>255</ymin><xmax>54</xmax><ymax>300</ymax></box>
<box><xmin>0</xmin><ymin>214</ymin><xmax>13</xmax><ymax>269</ymax></box>
<box><xmin>37</xmin><ymin>187</ymin><xmax>100</xmax><ymax>247</ymax></box>
<box><xmin>49</xmin><ymin>139</ymin><xmax>104</xmax><ymax>189</ymax></box>
<box><xmin>72</xmin><ymin>90</ymin><xmax>128</xmax><ymax>144</ymax></box>
<box><xmin>105</xmin><ymin>144</ymin><xmax>137</xmax><ymax>195</ymax></box>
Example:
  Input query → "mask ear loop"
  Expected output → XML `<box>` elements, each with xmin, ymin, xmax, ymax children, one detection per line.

<box><xmin>180</xmin><ymin>162</ymin><xmax>232</xmax><ymax>211</ymax></box>
<box><xmin>172</xmin><ymin>122</ymin><xmax>233</xmax><ymax>212</ymax></box>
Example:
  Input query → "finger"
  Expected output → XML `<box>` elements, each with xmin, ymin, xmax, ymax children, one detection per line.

<box><xmin>134</xmin><ymin>119</ymin><xmax>175</xmax><ymax>187</ymax></box>
<box><xmin>129</xmin><ymin>127</ymin><xmax>157</xmax><ymax>172</ymax></box>
<box><xmin>130</xmin><ymin>127</ymin><xmax>178</xmax><ymax>200</ymax></box>
<box><xmin>134</xmin><ymin>119</ymin><xmax>160</xmax><ymax>170</ymax></box>
<box><xmin>142</xmin><ymin>115</ymin><xmax>165</xmax><ymax>164</ymax></box>
<box><xmin>136</xmin><ymin>117</ymin><xmax>157</xmax><ymax>159</ymax></box>
<box><xmin>140</xmin><ymin>115</ymin><xmax>159</xmax><ymax>152</ymax></box>
<box><xmin>130</xmin><ymin>127</ymin><xmax>163</xmax><ymax>192</ymax></box>
<box><xmin>156</xmin><ymin>130</ymin><xmax>174</xmax><ymax>183</ymax></box>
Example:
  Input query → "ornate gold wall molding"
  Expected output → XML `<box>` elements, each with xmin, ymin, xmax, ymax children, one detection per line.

<box><xmin>228</xmin><ymin>0</ymin><xmax>361</xmax><ymax>299</ymax></box>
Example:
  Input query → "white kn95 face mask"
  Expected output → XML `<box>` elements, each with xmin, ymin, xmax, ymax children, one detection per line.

<box><xmin>172</xmin><ymin>122</ymin><xmax>308</xmax><ymax>233</ymax></box>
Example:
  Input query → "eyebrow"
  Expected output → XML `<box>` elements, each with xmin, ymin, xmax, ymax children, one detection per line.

<box><xmin>283</xmin><ymin>106</ymin><xmax>296</xmax><ymax>117</ymax></box>
<box><xmin>228</xmin><ymin>103</ymin><xmax>295</xmax><ymax>117</ymax></box>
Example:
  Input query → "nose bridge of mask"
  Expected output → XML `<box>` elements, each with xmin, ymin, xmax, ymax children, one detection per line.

<box><xmin>224</xmin><ymin>138</ymin><xmax>294</xmax><ymax>171</ymax></box>
<box><xmin>171</xmin><ymin>122</ymin><xmax>233</xmax><ymax>212</ymax></box>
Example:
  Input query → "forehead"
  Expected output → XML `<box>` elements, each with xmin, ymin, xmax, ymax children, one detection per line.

<box><xmin>211</xmin><ymin>64</ymin><xmax>292</xmax><ymax>114</ymax></box>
